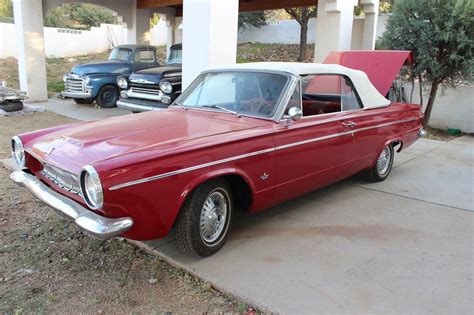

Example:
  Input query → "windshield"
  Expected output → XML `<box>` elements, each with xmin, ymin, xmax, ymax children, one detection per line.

<box><xmin>178</xmin><ymin>71</ymin><xmax>289</xmax><ymax>118</ymax></box>
<box><xmin>108</xmin><ymin>48</ymin><xmax>132</xmax><ymax>61</ymax></box>
<box><xmin>167</xmin><ymin>47</ymin><xmax>182</xmax><ymax>64</ymax></box>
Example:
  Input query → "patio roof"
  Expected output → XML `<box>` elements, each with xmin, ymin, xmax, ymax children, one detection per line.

<box><xmin>137</xmin><ymin>0</ymin><xmax>319</xmax><ymax>16</ymax></box>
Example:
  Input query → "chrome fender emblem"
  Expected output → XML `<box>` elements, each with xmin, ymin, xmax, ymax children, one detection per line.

<box><xmin>260</xmin><ymin>172</ymin><xmax>270</xmax><ymax>180</ymax></box>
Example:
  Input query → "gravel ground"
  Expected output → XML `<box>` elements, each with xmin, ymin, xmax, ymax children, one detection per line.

<box><xmin>0</xmin><ymin>112</ymin><xmax>248</xmax><ymax>314</ymax></box>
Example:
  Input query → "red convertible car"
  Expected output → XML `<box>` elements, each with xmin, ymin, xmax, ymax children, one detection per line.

<box><xmin>10</xmin><ymin>59</ymin><xmax>424</xmax><ymax>257</ymax></box>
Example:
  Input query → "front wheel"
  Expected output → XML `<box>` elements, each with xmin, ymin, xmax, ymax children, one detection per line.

<box><xmin>365</xmin><ymin>144</ymin><xmax>394</xmax><ymax>182</ymax></box>
<box><xmin>176</xmin><ymin>179</ymin><xmax>233</xmax><ymax>257</ymax></box>
<box><xmin>96</xmin><ymin>85</ymin><xmax>119</xmax><ymax>108</ymax></box>
<box><xmin>73</xmin><ymin>98</ymin><xmax>94</xmax><ymax>105</ymax></box>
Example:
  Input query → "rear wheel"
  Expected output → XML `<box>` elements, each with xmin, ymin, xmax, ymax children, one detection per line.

<box><xmin>73</xmin><ymin>98</ymin><xmax>94</xmax><ymax>105</ymax></box>
<box><xmin>0</xmin><ymin>101</ymin><xmax>23</xmax><ymax>112</ymax></box>
<box><xmin>176</xmin><ymin>179</ymin><xmax>233</xmax><ymax>257</ymax></box>
<box><xmin>96</xmin><ymin>85</ymin><xmax>119</xmax><ymax>108</ymax></box>
<box><xmin>365</xmin><ymin>144</ymin><xmax>394</xmax><ymax>182</ymax></box>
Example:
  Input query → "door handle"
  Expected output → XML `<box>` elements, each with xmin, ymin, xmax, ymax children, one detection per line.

<box><xmin>342</xmin><ymin>121</ymin><xmax>356</xmax><ymax>128</ymax></box>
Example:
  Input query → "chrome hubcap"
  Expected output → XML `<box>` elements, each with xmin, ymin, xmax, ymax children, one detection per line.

<box><xmin>377</xmin><ymin>146</ymin><xmax>391</xmax><ymax>175</ymax></box>
<box><xmin>200</xmin><ymin>190</ymin><xmax>228</xmax><ymax>244</ymax></box>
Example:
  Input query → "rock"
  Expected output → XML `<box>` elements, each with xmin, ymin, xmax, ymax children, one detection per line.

<box><xmin>148</xmin><ymin>277</ymin><xmax>158</xmax><ymax>284</ymax></box>
<box><xmin>20</xmin><ymin>233</ymin><xmax>28</xmax><ymax>239</ymax></box>
<box><xmin>62</xmin><ymin>257</ymin><xmax>69</xmax><ymax>263</ymax></box>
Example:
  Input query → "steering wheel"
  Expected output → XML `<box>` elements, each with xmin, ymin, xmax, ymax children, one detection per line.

<box><xmin>247</xmin><ymin>98</ymin><xmax>274</xmax><ymax>115</ymax></box>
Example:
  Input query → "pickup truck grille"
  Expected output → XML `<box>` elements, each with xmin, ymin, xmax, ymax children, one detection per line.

<box><xmin>130</xmin><ymin>87</ymin><xmax>161</xmax><ymax>96</ymax></box>
<box><xmin>40</xmin><ymin>164</ymin><xmax>82</xmax><ymax>196</ymax></box>
<box><xmin>65</xmin><ymin>77</ymin><xmax>85</xmax><ymax>93</ymax></box>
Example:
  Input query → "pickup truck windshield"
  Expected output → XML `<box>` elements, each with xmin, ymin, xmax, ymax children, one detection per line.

<box><xmin>179</xmin><ymin>71</ymin><xmax>288</xmax><ymax>118</ymax></box>
<box><xmin>108</xmin><ymin>48</ymin><xmax>132</xmax><ymax>61</ymax></box>
<box><xmin>167</xmin><ymin>47</ymin><xmax>182</xmax><ymax>65</ymax></box>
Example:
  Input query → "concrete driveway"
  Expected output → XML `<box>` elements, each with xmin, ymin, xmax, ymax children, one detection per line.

<box><xmin>29</xmin><ymin>98</ymin><xmax>130</xmax><ymax>121</ymax></box>
<box><xmin>136</xmin><ymin>135</ymin><xmax>473</xmax><ymax>313</ymax></box>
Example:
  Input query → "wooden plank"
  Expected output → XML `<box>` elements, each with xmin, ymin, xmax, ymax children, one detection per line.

<box><xmin>137</xmin><ymin>0</ymin><xmax>183</xmax><ymax>9</ymax></box>
<box><xmin>239</xmin><ymin>0</ymin><xmax>317</xmax><ymax>11</ymax></box>
<box><xmin>138</xmin><ymin>0</ymin><xmax>317</xmax><ymax>10</ymax></box>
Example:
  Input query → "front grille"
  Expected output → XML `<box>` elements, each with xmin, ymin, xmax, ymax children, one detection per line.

<box><xmin>65</xmin><ymin>77</ymin><xmax>85</xmax><ymax>93</ymax></box>
<box><xmin>130</xmin><ymin>87</ymin><xmax>161</xmax><ymax>96</ymax></box>
<box><xmin>40</xmin><ymin>164</ymin><xmax>82</xmax><ymax>196</ymax></box>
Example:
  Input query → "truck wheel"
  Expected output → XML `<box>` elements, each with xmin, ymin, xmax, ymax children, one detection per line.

<box><xmin>365</xmin><ymin>144</ymin><xmax>394</xmax><ymax>182</ymax></box>
<box><xmin>96</xmin><ymin>85</ymin><xmax>119</xmax><ymax>108</ymax></box>
<box><xmin>0</xmin><ymin>101</ymin><xmax>24</xmax><ymax>112</ymax></box>
<box><xmin>73</xmin><ymin>98</ymin><xmax>94</xmax><ymax>105</ymax></box>
<box><xmin>176</xmin><ymin>179</ymin><xmax>233</xmax><ymax>257</ymax></box>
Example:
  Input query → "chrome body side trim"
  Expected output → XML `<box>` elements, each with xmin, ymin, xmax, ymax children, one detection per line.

<box><xmin>10</xmin><ymin>170</ymin><xmax>133</xmax><ymax>239</ymax></box>
<box><xmin>109</xmin><ymin>117</ymin><xmax>417</xmax><ymax>191</ymax></box>
<box><xmin>110</xmin><ymin>147</ymin><xmax>275</xmax><ymax>190</ymax></box>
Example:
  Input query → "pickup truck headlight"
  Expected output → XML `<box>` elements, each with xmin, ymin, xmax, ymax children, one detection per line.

<box><xmin>117</xmin><ymin>77</ymin><xmax>128</xmax><ymax>89</ymax></box>
<box><xmin>11</xmin><ymin>136</ymin><xmax>25</xmax><ymax>168</ymax></box>
<box><xmin>80</xmin><ymin>165</ymin><xmax>103</xmax><ymax>210</ymax></box>
<box><xmin>63</xmin><ymin>74</ymin><xmax>68</xmax><ymax>83</ymax></box>
<box><xmin>159</xmin><ymin>81</ymin><xmax>173</xmax><ymax>94</ymax></box>
<box><xmin>84</xmin><ymin>75</ymin><xmax>91</xmax><ymax>85</ymax></box>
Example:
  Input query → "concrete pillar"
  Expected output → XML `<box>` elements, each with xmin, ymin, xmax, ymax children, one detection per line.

<box><xmin>182</xmin><ymin>0</ymin><xmax>238</xmax><ymax>89</ymax></box>
<box><xmin>155</xmin><ymin>8</ymin><xmax>177</xmax><ymax>59</ymax></box>
<box><xmin>175</xmin><ymin>16</ymin><xmax>183</xmax><ymax>44</ymax></box>
<box><xmin>166</xmin><ymin>19</ymin><xmax>175</xmax><ymax>58</ymax></box>
<box><xmin>13</xmin><ymin>0</ymin><xmax>48</xmax><ymax>101</ymax></box>
<box><xmin>360</xmin><ymin>0</ymin><xmax>380</xmax><ymax>50</ymax></box>
<box><xmin>126</xmin><ymin>0</ymin><xmax>150</xmax><ymax>45</ymax></box>
<box><xmin>314</xmin><ymin>0</ymin><xmax>358</xmax><ymax>62</ymax></box>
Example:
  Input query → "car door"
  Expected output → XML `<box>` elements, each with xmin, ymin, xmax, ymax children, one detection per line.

<box><xmin>273</xmin><ymin>74</ymin><xmax>355</xmax><ymax>202</ymax></box>
<box><xmin>338</xmin><ymin>75</ymin><xmax>389</xmax><ymax>174</ymax></box>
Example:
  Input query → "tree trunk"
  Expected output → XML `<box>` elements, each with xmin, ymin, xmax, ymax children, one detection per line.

<box><xmin>298</xmin><ymin>22</ymin><xmax>308</xmax><ymax>62</ymax></box>
<box><xmin>422</xmin><ymin>81</ymin><xmax>440</xmax><ymax>128</ymax></box>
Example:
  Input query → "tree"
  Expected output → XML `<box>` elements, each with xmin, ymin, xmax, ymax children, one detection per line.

<box><xmin>238</xmin><ymin>11</ymin><xmax>267</xmax><ymax>30</ymax></box>
<box><xmin>285</xmin><ymin>7</ymin><xmax>317</xmax><ymax>62</ymax></box>
<box><xmin>0</xmin><ymin>0</ymin><xmax>13</xmax><ymax>23</ymax></box>
<box><xmin>382</xmin><ymin>0</ymin><xmax>473</xmax><ymax>127</ymax></box>
<box><xmin>44</xmin><ymin>3</ymin><xmax>117</xmax><ymax>29</ymax></box>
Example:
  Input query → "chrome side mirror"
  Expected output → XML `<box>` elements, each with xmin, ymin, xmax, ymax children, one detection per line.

<box><xmin>288</xmin><ymin>107</ymin><xmax>302</xmax><ymax>121</ymax></box>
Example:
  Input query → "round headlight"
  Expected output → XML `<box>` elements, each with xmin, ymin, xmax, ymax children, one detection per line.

<box><xmin>117</xmin><ymin>77</ymin><xmax>128</xmax><ymax>89</ymax></box>
<box><xmin>80</xmin><ymin>165</ymin><xmax>103</xmax><ymax>210</ymax></box>
<box><xmin>63</xmin><ymin>74</ymin><xmax>68</xmax><ymax>82</ymax></box>
<box><xmin>11</xmin><ymin>136</ymin><xmax>25</xmax><ymax>168</ymax></box>
<box><xmin>84</xmin><ymin>75</ymin><xmax>91</xmax><ymax>85</ymax></box>
<box><xmin>159</xmin><ymin>81</ymin><xmax>173</xmax><ymax>94</ymax></box>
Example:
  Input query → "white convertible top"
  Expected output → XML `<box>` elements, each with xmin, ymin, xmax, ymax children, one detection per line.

<box><xmin>205</xmin><ymin>62</ymin><xmax>391</xmax><ymax>109</ymax></box>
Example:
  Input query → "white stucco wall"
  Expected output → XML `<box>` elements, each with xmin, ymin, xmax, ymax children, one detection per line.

<box><xmin>411</xmin><ymin>84</ymin><xmax>473</xmax><ymax>133</ymax></box>
<box><xmin>238</xmin><ymin>19</ymin><xmax>317</xmax><ymax>44</ymax></box>
<box><xmin>238</xmin><ymin>15</ymin><xmax>388</xmax><ymax>46</ymax></box>
<box><xmin>0</xmin><ymin>22</ymin><xmax>169</xmax><ymax>58</ymax></box>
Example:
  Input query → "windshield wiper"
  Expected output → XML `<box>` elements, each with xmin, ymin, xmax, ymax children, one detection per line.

<box><xmin>202</xmin><ymin>105</ymin><xmax>240</xmax><ymax>117</ymax></box>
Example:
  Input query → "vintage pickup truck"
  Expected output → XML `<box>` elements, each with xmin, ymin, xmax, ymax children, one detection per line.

<box><xmin>61</xmin><ymin>45</ymin><xmax>159</xmax><ymax>108</ymax></box>
<box><xmin>117</xmin><ymin>44</ymin><xmax>182</xmax><ymax>112</ymax></box>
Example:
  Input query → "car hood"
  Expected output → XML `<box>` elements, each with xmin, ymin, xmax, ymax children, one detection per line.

<box><xmin>129</xmin><ymin>65</ymin><xmax>182</xmax><ymax>84</ymax></box>
<box><xmin>323</xmin><ymin>50</ymin><xmax>413</xmax><ymax>96</ymax></box>
<box><xmin>71</xmin><ymin>60</ymin><xmax>131</xmax><ymax>76</ymax></box>
<box><xmin>26</xmin><ymin>109</ymin><xmax>267</xmax><ymax>173</ymax></box>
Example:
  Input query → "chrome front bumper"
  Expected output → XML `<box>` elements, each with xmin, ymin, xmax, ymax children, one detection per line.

<box><xmin>61</xmin><ymin>91</ymin><xmax>92</xmax><ymax>99</ymax></box>
<box><xmin>117</xmin><ymin>99</ymin><xmax>167</xmax><ymax>112</ymax></box>
<box><xmin>10</xmin><ymin>170</ymin><xmax>133</xmax><ymax>240</ymax></box>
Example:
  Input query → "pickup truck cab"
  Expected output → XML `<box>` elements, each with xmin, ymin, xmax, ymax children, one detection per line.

<box><xmin>117</xmin><ymin>44</ymin><xmax>182</xmax><ymax>112</ymax></box>
<box><xmin>62</xmin><ymin>45</ymin><xmax>159</xmax><ymax>108</ymax></box>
